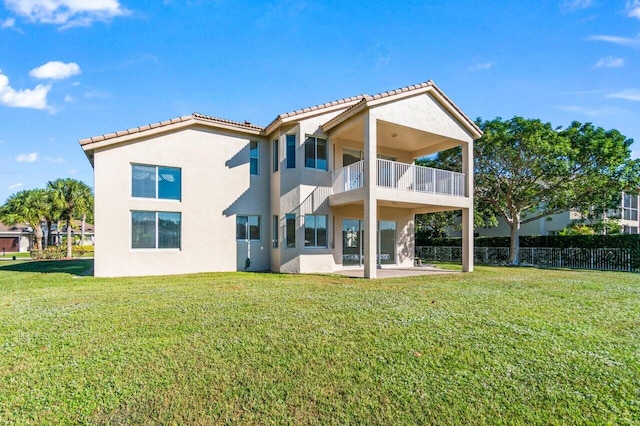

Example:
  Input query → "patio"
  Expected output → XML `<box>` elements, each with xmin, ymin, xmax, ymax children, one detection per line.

<box><xmin>334</xmin><ymin>265</ymin><xmax>460</xmax><ymax>278</ymax></box>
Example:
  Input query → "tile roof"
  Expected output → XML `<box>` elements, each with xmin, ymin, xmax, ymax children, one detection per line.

<box><xmin>79</xmin><ymin>79</ymin><xmax>481</xmax><ymax>148</ymax></box>
<box><xmin>265</xmin><ymin>95</ymin><xmax>366</xmax><ymax>129</ymax></box>
<box><xmin>79</xmin><ymin>113</ymin><xmax>264</xmax><ymax>146</ymax></box>
<box><xmin>0</xmin><ymin>222</ymin><xmax>31</xmax><ymax>233</ymax></box>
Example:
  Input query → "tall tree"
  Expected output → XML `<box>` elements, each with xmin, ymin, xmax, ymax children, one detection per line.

<box><xmin>476</xmin><ymin>117</ymin><xmax>640</xmax><ymax>263</ymax></box>
<box><xmin>0</xmin><ymin>189</ymin><xmax>49</xmax><ymax>251</ymax></box>
<box><xmin>47</xmin><ymin>178</ymin><xmax>94</xmax><ymax>259</ymax></box>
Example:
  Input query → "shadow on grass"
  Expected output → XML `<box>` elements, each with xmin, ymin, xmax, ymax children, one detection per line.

<box><xmin>0</xmin><ymin>259</ymin><xmax>94</xmax><ymax>276</ymax></box>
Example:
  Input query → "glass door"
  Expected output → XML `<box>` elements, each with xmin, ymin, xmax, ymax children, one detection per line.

<box><xmin>342</xmin><ymin>219</ymin><xmax>362</xmax><ymax>266</ymax></box>
<box><xmin>378</xmin><ymin>221</ymin><xmax>396</xmax><ymax>265</ymax></box>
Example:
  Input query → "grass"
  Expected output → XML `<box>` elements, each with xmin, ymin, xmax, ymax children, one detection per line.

<box><xmin>0</xmin><ymin>252</ymin><xmax>31</xmax><ymax>259</ymax></box>
<box><xmin>0</xmin><ymin>261</ymin><xmax>638</xmax><ymax>425</ymax></box>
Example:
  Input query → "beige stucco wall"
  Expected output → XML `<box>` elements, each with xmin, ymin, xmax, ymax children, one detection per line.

<box><xmin>93</xmin><ymin>126</ymin><xmax>270</xmax><ymax>277</ymax></box>
<box><xmin>371</xmin><ymin>93</ymin><xmax>474</xmax><ymax>144</ymax></box>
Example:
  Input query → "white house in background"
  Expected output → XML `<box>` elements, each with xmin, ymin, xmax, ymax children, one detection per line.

<box><xmin>476</xmin><ymin>192</ymin><xmax>640</xmax><ymax>237</ymax></box>
<box><xmin>0</xmin><ymin>222</ymin><xmax>33</xmax><ymax>253</ymax></box>
<box><xmin>80</xmin><ymin>81</ymin><xmax>481</xmax><ymax>278</ymax></box>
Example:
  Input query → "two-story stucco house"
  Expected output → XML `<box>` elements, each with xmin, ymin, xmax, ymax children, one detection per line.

<box><xmin>80</xmin><ymin>81</ymin><xmax>481</xmax><ymax>278</ymax></box>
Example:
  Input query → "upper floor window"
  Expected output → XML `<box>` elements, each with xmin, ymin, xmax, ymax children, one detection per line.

<box><xmin>286</xmin><ymin>134</ymin><xmax>296</xmax><ymax>169</ymax></box>
<box><xmin>250</xmin><ymin>141</ymin><xmax>259</xmax><ymax>175</ymax></box>
<box><xmin>305</xmin><ymin>136</ymin><xmax>327</xmax><ymax>170</ymax></box>
<box><xmin>272</xmin><ymin>138</ymin><xmax>279</xmax><ymax>172</ymax></box>
<box><xmin>237</xmin><ymin>215</ymin><xmax>261</xmax><ymax>241</ymax></box>
<box><xmin>131</xmin><ymin>211</ymin><xmax>181</xmax><ymax>249</ymax></box>
<box><xmin>623</xmin><ymin>193</ymin><xmax>638</xmax><ymax>221</ymax></box>
<box><xmin>132</xmin><ymin>164</ymin><xmax>181</xmax><ymax>200</ymax></box>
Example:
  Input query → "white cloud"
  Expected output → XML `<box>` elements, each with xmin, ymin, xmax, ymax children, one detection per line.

<box><xmin>468</xmin><ymin>62</ymin><xmax>493</xmax><ymax>71</ymax></box>
<box><xmin>30</xmin><ymin>61</ymin><xmax>80</xmax><ymax>80</ymax></box>
<box><xmin>1</xmin><ymin>17</ymin><xmax>16</xmax><ymax>28</ymax></box>
<box><xmin>594</xmin><ymin>56</ymin><xmax>624</xmax><ymax>68</ymax></box>
<box><xmin>563</xmin><ymin>0</ymin><xmax>593</xmax><ymax>10</ymax></box>
<box><xmin>15</xmin><ymin>152</ymin><xmax>38</xmax><ymax>162</ymax></box>
<box><xmin>67</xmin><ymin>169</ymin><xmax>77</xmax><ymax>174</ymax></box>
<box><xmin>588</xmin><ymin>34</ymin><xmax>640</xmax><ymax>48</ymax></box>
<box><xmin>64</xmin><ymin>94</ymin><xmax>75</xmax><ymax>102</ymax></box>
<box><xmin>0</xmin><ymin>70</ymin><xmax>49</xmax><ymax>109</ymax></box>
<box><xmin>44</xmin><ymin>156</ymin><xmax>64</xmax><ymax>163</ymax></box>
<box><xmin>628</xmin><ymin>0</ymin><xmax>640</xmax><ymax>19</ymax></box>
<box><xmin>607</xmin><ymin>89</ymin><xmax>640</xmax><ymax>101</ymax></box>
<box><xmin>8</xmin><ymin>183</ymin><xmax>23</xmax><ymax>190</ymax></box>
<box><xmin>4</xmin><ymin>0</ymin><xmax>128</xmax><ymax>28</ymax></box>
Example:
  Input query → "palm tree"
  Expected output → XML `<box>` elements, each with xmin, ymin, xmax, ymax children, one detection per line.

<box><xmin>0</xmin><ymin>189</ymin><xmax>49</xmax><ymax>251</ymax></box>
<box><xmin>47</xmin><ymin>178</ymin><xmax>93</xmax><ymax>259</ymax></box>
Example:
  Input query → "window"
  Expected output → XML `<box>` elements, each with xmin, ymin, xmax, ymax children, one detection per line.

<box><xmin>286</xmin><ymin>134</ymin><xmax>296</xmax><ymax>169</ymax></box>
<box><xmin>272</xmin><ymin>215</ymin><xmax>279</xmax><ymax>248</ymax></box>
<box><xmin>623</xmin><ymin>193</ymin><xmax>638</xmax><ymax>221</ymax></box>
<box><xmin>305</xmin><ymin>136</ymin><xmax>327</xmax><ymax>170</ymax></box>
<box><xmin>236</xmin><ymin>215</ymin><xmax>261</xmax><ymax>241</ymax></box>
<box><xmin>131</xmin><ymin>211</ymin><xmax>181</xmax><ymax>249</ymax></box>
<box><xmin>304</xmin><ymin>215</ymin><xmax>327</xmax><ymax>248</ymax></box>
<box><xmin>132</xmin><ymin>164</ymin><xmax>181</xmax><ymax>200</ymax></box>
<box><xmin>272</xmin><ymin>139</ymin><xmax>279</xmax><ymax>172</ymax></box>
<box><xmin>285</xmin><ymin>214</ymin><xmax>296</xmax><ymax>248</ymax></box>
<box><xmin>250</xmin><ymin>141</ymin><xmax>259</xmax><ymax>175</ymax></box>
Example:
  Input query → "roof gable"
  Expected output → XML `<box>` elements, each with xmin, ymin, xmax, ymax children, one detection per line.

<box><xmin>322</xmin><ymin>81</ymin><xmax>482</xmax><ymax>139</ymax></box>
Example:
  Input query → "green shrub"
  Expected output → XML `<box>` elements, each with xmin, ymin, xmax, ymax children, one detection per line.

<box><xmin>30</xmin><ymin>245</ymin><xmax>95</xmax><ymax>260</ymax></box>
<box><xmin>30</xmin><ymin>247</ymin><xmax>65</xmax><ymax>260</ymax></box>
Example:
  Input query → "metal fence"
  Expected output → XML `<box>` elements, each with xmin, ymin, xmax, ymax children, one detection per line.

<box><xmin>415</xmin><ymin>246</ymin><xmax>639</xmax><ymax>273</ymax></box>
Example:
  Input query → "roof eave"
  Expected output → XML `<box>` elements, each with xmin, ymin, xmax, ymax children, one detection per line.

<box><xmin>79</xmin><ymin>115</ymin><xmax>266</xmax><ymax>158</ymax></box>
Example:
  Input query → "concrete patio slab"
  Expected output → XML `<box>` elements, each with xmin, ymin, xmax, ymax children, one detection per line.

<box><xmin>334</xmin><ymin>266</ymin><xmax>460</xmax><ymax>278</ymax></box>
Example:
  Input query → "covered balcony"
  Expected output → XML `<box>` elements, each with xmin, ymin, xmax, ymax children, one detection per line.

<box><xmin>329</xmin><ymin>158</ymin><xmax>469</xmax><ymax>210</ymax></box>
<box><xmin>332</xmin><ymin>158</ymin><xmax>465</xmax><ymax>197</ymax></box>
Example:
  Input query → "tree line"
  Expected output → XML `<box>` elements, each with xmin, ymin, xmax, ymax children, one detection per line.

<box><xmin>419</xmin><ymin>117</ymin><xmax>640</xmax><ymax>264</ymax></box>
<box><xmin>0</xmin><ymin>178</ymin><xmax>94</xmax><ymax>258</ymax></box>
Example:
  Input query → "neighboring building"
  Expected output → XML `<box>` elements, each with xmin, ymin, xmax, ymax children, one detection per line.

<box><xmin>80</xmin><ymin>81</ymin><xmax>481</xmax><ymax>278</ymax></box>
<box><xmin>475</xmin><ymin>191</ymin><xmax>640</xmax><ymax>237</ymax></box>
<box><xmin>0</xmin><ymin>222</ymin><xmax>33</xmax><ymax>253</ymax></box>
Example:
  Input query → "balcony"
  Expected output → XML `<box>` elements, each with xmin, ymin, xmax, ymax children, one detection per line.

<box><xmin>332</xmin><ymin>159</ymin><xmax>465</xmax><ymax>198</ymax></box>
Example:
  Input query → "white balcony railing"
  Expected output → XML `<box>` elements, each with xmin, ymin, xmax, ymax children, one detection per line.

<box><xmin>332</xmin><ymin>159</ymin><xmax>466</xmax><ymax>197</ymax></box>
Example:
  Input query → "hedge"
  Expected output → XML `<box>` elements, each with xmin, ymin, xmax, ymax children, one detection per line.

<box><xmin>416</xmin><ymin>234</ymin><xmax>640</xmax><ymax>250</ymax></box>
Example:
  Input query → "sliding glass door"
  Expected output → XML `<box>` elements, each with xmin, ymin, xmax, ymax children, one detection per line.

<box><xmin>342</xmin><ymin>219</ymin><xmax>396</xmax><ymax>266</ymax></box>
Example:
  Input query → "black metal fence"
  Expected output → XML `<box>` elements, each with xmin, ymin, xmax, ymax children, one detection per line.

<box><xmin>416</xmin><ymin>246</ymin><xmax>639</xmax><ymax>273</ymax></box>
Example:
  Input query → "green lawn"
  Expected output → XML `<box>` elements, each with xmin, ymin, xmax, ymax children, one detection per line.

<box><xmin>0</xmin><ymin>261</ymin><xmax>638</xmax><ymax>425</ymax></box>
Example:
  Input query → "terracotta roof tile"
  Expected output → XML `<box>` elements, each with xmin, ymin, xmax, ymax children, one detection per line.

<box><xmin>79</xmin><ymin>114</ymin><xmax>263</xmax><ymax>146</ymax></box>
<box><xmin>265</xmin><ymin>94</ymin><xmax>366</xmax><ymax>129</ymax></box>
<box><xmin>79</xmin><ymin>80</ymin><xmax>480</xmax><ymax>148</ymax></box>
<box><xmin>192</xmin><ymin>113</ymin><xmax>265</xmax><ymax>131</ymax></box>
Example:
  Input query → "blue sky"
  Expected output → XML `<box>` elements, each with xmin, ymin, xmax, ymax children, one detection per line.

<box><xmin>1</xmin><ymin>0</ymin><xmax>639</xmax><ymax>202</ymax></box>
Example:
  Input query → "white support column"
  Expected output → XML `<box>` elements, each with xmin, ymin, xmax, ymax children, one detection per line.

<box><xmin>461</xmin><ymin>141</ymin><xmax>474</xmax><ymax>272</ymax></box>
<box><xmin>364</xmin><ymin>112</ymin><xmax>378</xmax><ymax>279</ymax></box>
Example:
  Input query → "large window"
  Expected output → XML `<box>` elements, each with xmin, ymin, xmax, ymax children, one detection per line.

<box><xmin>236</xmin><ymin>215</ymin><xmax>261</xmax><ymax>241</ymax></box>
<box><xmin>286</xmin><ymin>134</ymin><xmax>296</xmax><ymax>169</ymax></box>
<box><xmin>305</xmin><ymin>215</ymin><xmax>327</xmax><ymax>248</ymax></box>
<box><xmin>305</xmin><ymin>136</ymin><xmax>327</xmax><ymax>170</ymax></box>
<box><xmin>272</xmin><ymin>139</ymin><xmax>279</xmax><ymax>172</ymax></box>
<box><xmin>250</xmin><ymin>141</ymin><xmax>259</xmax><ymax>175</ymax></box>
<box><xmin>131</xmin><ymin>211</ymin><xmax>181</xmax><ymax>249</ymax></box>
<box><xmin>132</xmin><ymin>164</ymin><xmax>181</xmax><ymax>200</ymax></box>
<box><xmin>285</xmin><ymin>214</ymin><xmax>296</xmax><ymax>248</ymax></box>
